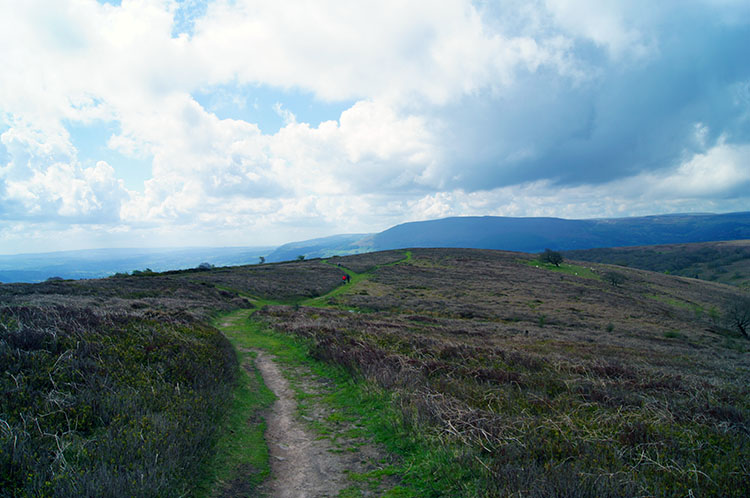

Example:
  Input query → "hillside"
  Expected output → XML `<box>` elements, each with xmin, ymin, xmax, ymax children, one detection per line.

<box><xmin>4</xmin><ymin>211</ymin><xmax>750</xmax><ymax>283</ymax></box>
<box><xmin>264</xmin><ymin>233</ymin><xmax>369</xmax><ymax>263</ymax></box>
<box><xmin>563</xmin><ymin>239</ymin><xmax>750</xmax><ymax>288</ymax></box>
<box><xmin>371</xmin><ymin>212</ymin><xmax>750</xmax><ymax>252</ymax></box>
<box><xmin>260</xmin><ymin>249</ymin><xmax>750</xmax><ymax>495</ymax></box>
<box><xmin>0</xmin><ymin>261</ymin><xmax>346</xmax><ymax>496</ymax></box>
<box><xmin>2</xmin><ymin>249</ymin><xmax>749</xmax><ymax>496</ymax></box>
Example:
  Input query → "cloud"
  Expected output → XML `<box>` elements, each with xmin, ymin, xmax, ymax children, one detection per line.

<box><xmin>1</xmin><ymin>0</ymin><xmax>750</xmax><ymax>253</ymax></box>
<box><xmin>190</xmin><ymin>0</ymin><xmax>572</xmax><ymax>104</ymax></box>
<box><xmin>544</xmin><ymin>0</ymin><xmax>656</xmax><ymax>59</ymax></box>
<box><xmin>638</xmin><ymin>140</ymin><xmax>750</xmax><ymax>198</ymax></box>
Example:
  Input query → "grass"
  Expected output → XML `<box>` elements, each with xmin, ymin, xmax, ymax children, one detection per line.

<box><xmin>211</xmin><ymin>307</ymin><xmax>510</xmax><ymax>497</ymax></box>
<box><xmin>4</xmin><ymin>247</ymin><xmax>749</xmax><ymax>497</ymax></box>
<box><xmin>196</xmin><ymin>311</ymin><xmax>276</xmax><ymax>497</ymax></box>
<box><xmin>645</xmin><ymin>293</ymin><xmax>698</xmax><ymax>309</ymax></box>
<box><xmin>521</xmin><ymin>258</ymin><xmax>601</xmax><ymax>280</ymax></box>
<box><xmin>252</xmin><ymin>248</ymin><xmax>750</xmax><ymax>497</ymax></box>
<box><xmin>563</xmin><ymin>239</ymin><xmax>750</xmax><ymax>287</ymax></box>
<box><xmin>258</xmin><ymin>304</ymin><xmax>750</xmax><ymax>496</ymax></box>
<box><xmin>0</xmin><ymin>305</ymin><xmax>236</xmax><ymax>497</ymax></box>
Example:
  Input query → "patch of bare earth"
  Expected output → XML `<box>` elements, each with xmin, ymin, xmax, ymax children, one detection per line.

<box><xmin>252</xmin><ymin>349</ymin><xmax>398</xmax><ymax>497</ymax></box>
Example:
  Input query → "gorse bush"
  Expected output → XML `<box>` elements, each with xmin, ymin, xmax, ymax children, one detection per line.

<box><xmin>0</xmin><ymin>305</ymin><xmax>236</xmax><ymax>497</ymax></box>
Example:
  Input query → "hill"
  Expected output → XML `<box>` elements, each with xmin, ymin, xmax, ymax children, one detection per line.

<box><xmin>264</xmin><ymin>233</ymin><xmax>370</xmax><ymax>262</ymax></box>
<box><xmin>370</xmin><ymin>211</ymin><xmax>750</xmax><ymax>252</ymax></box>
<box><xmin>0</xmin><ymin>259</ymin><xmax>347</xmax><ymax>496</ymax></box>
<box><xmin>3</xmin><ymin>248</ymin><xmax>749</xmax><ymax>496</ymax></box>
<box><xmin>563</xmin><ymin>240</ymin><xmax>750</xmax><ymax>288</ymax></box>
<box><xmin>261</xmin><ymin>249</ymin><xmax>750</xmax><ymax>495</ymax></box>
<box><xmin>4</xmin><ymin>211</ymin><xmax>750</xmax><ymax>283</ymax></box>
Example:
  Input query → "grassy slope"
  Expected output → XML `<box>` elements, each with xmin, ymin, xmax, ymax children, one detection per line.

<box><xmin>4</xmin><ymin>249</ymin><xmax>749</xmax><ymax>496</ymax></box>
<box><xmin>563</xmin><ymin>239</ymin><xmax>750</xmax><ymax>288</ymax></box>
<box><xmin>204</xmin><ymin>251</ymin><xmax>417</xmax><ymax>496</ymax></box>
<box><xmin>0</xmin><ymin>258</ymin><xmax>351</xmax><ymax>497</ymax></box>
<box><xmin>0</xmin><ymin>280</ymin><xmax>239</xmax><ymax>497</ymax></box>
<box><xmin>249</xmin><ymin>248</ymin><xmax>750</xmax><ymax>497</ymax></box>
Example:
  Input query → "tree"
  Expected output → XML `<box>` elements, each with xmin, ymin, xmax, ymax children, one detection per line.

<box><xmin>540</xmin><ymin>248</ymin><xmax>563</xmax><ymax>267</ymax></box>
<box><xmin>197</xmin><ymin>262</ymin><xmax>213</xmax><ymax>270</ymax></box>
<box><xmin>604</xmin><ymin>271</ymin><xmax>627</xmax><ymax>287</ymax></box>
<box><xmin>258</xmin><ymin>256</ymin><xmax>265</xmax><ymax>264</ymax></box>
<box><xmin>297</xmin><ymin>255</ymin><xmax>305</xmax><ymax>261</ymax></box>
<box><xmin>725</xmin><ymin>294</ymin><xmax>750</xmax><ymax>339</ymax></box>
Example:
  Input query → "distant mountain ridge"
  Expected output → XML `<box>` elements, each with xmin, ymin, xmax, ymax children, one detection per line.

<box><xmin>370</xmin><ymin>212</ymin><xmax>750</xmax><ymax>253</ymax></box>
<box><xmin>3</xmin><ymin>212</ymin><xmax>749</xmax><ymax>282</ymax></box>
<box><xmin>265</xmin><ymin>234</ymin><xmax>370</xmax><ymax>263</ymax></box>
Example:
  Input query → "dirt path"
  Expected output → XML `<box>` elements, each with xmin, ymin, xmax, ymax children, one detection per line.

<box><xmin>248</xmin><ymin>348</ymin><xmax>396</xmax><ymax>497</ymax></box>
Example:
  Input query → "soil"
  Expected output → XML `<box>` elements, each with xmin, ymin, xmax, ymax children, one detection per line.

<box><xmin>250</xmin><ymin>349</ymin><xmax>398</xmax><ymax>497</ymax></box>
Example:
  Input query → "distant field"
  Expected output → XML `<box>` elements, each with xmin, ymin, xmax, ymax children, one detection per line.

<box><xmin>563</xmin><ymin>239</ymin><xmax>750</xmax><ymax>288</ymax></box>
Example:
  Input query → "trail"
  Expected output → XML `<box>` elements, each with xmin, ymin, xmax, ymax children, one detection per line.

<box><xmin>214</xmin><ymin>252</ymin><xmax>412</xmax><ymax>496</ymax></box>
<box><xmin>217</xmin><ymin>315</ymin><xmax>396</xmax><ymax>497</ymax></box>
<box><xmin>252</xmin><ymin>349</ymin><xmax>379</xmax><ymax>497</ymax></box>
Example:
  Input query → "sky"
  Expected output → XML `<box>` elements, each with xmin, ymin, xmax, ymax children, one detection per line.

<box><xmin>1</xmin><ymin>0</ymin><xmax>749</xmax><ymax>254</ymax></box>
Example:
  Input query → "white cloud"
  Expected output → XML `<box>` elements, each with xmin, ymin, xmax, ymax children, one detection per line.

<box><xmin>191</xmin><ymin>0</ymin><xmax>572</xmax><ymax>104</ymax></box>
<box><xmin>639</xmin><ymin>140</ymin><xmax>750</xmax><ymax>198</ymax></box>
<box><xmin>544</xmin><ymin>0</ymin><xmax>656</xmax><ymax>59</ymax></box>
<box><xmin>1</xmin><ymin>0</ymin><xmax>749</xmax><ymax>253</ymax></box>
<box><xmin>4</xmin><ymin>160</ymin><xmax>128</xmax><ymax>221</ymax></box>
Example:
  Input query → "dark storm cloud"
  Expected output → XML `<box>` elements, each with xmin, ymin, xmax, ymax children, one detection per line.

<box><xmin>439</xmin><ymin>9</ymin><xmax>750</xmax><ymax>192</ymax></box>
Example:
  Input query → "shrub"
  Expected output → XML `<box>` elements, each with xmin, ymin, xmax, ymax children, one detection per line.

<box><xmin>604</xmin><ymin>271</ymin><xmax>627</xmax><ymax>287</ymax></box>
<box><xmin>0</xmin><ymin>305</ymin><xmax>236</xmax><ymax>496</ymax></box>
<box><xmin>540</xmin><ymin>249</ymin><xmax>563</xmax><ymax>267</ymax></box>
<box><xmin>725</xmin><ymin>294</ymin><xmax>750</xmax><ymax>338</ymax></box>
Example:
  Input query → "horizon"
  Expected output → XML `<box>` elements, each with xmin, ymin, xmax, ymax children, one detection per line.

<box><xmin>1</xmin><ymin>209</ymin><xmax>748</xmax><ymax>257</ymax></box>
<box><xmin>2</xmin><ymin>1</ymin><xmax>750</xmax><ymax>254</ymax></box>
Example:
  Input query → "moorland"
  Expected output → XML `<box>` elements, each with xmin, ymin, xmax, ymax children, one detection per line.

<box><xmin>1</xmin><ymin>248</ymin><xmax>749</xmax><ymax>496</ymax></box>
<box><xmin>564</xmin><ymin>239</ymin><xmax>750</xmax><ymax>288</ymax></box>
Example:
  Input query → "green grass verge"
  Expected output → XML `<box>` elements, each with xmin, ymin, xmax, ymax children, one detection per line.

<box><xmin>196</xmin><ymin>311</ymin><xmax>276</xmax><ymax>497</ymax></box>
<box><xmin>201</xmin><ymin>252</ymin><xmax>461</xmax><ymax>496</ymax></box>
<box><xmin>521</xmin><ymin>258</ymin><xmax>600</xmax><ymax>280</ymax></box>
<box><xmin>213</xmin><ymin>307</ymin><xmax>493</xmax><ymax>497</ymax></box>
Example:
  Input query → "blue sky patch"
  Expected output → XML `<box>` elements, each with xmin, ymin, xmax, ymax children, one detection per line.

<box><xmin>66</xmin><ymin>120</ymin><xmax>152</xmax><ymax>191</ymax></box>
<box><xmin>193</xmin><ymin>83</ymin><xmax>355</xmax><ymax>134</ymax></box>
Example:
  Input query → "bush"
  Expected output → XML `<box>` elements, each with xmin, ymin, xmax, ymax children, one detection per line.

<box><xmin>604</xmin><ymin>271</ymin><xmax>627</xmax><ymax>287</ymax></box>
<box><xmin>540</xmin><ymin>249</ymin><xmax>563</xmax><ymax>267</ymax></box>
<box><xmin>725</xmin><ymin>294</ymin><xmax>750</xmax><ymax>338</ymax></box>
<box><xmin>0</xmin><ymin>305</ymin><xmax>236</xmax><ymax>496</ymax></box>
